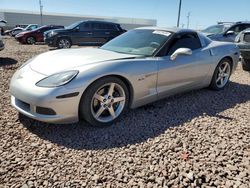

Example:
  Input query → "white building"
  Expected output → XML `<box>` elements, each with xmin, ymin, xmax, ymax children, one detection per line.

<box><xmin>0</xmin><ymin>9</ymin><xmax>157</xmax><ymax>30</ymax></box>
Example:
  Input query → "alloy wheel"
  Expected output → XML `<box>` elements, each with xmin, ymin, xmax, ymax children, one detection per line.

<box><xmin>90</xmin><ymin>82</ymin><xmax>126</xmax><ymax>123</ymax></box>
<box><xmin>27</xmin><ymin>37</ymin><xmax>35</xmax><ymax>44</ymax></box>
<box><xmin>58</xmin><ymin>39</ymin><xmax>71</xmax><ymax>48</ymax></box>
<box><xmin>216</xmin><ymin>61</ymin><xmax>231</xmax><ymax>88</ymax></box>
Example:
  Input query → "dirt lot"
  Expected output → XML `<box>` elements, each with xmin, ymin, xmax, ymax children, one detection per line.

<box><xmin>0</xmin><ymin>37</ymin><xmax>250</xmax><ymax>188</ymax></box>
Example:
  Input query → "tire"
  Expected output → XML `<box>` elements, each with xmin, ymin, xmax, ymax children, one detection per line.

<box><xmin>79</xmin><ymin>76</ymin><xmax>129</xmax><ymax>127</ymax></box>
<box><xmin>57</xmin><ymin>38</ymin><xmax>72</xmax><ymax>49</ymax></box>
<box><xmin>242</xmin><ymin>58</ymin><xmax>250</xmax><ymax>71</ymax></box>
<box><xmin>26</xmin><ymin>36</ymin><xmax>36</xmax><ymax>44</ymax></box>
<box><xmin>209</xmin><ymin>58</ymin><xmax>232</xmax><ymax>90</ymax></box>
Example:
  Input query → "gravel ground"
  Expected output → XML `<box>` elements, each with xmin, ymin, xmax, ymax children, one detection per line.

<box><xmin>0</xmin><ymin>37</ymin><xmax>250</xmax><ymax>188</ymax></box>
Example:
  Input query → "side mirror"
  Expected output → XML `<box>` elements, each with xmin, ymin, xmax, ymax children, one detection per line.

<box><xmin>170</xmin><ymin>48</ymin><xmax>192</xmax><ymax>61</ymax></box>
<box><xmin>225</xmin><ymin>30</ymin><xmax>235</xmax><ymax>36</ymax></box>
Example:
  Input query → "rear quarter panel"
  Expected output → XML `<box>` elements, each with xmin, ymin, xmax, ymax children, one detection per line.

<box><xmin>203</xmin><ymin>41</ymin><xmax>239</xmax><ymax>81</ymax></box>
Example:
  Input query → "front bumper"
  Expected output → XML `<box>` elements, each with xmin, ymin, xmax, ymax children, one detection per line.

<box><xmin>10</xmin><ymin>66</ymin><xmax>82</xmax><ymax>124</ymax></box>
<box><xmin>44</xmin><ymin>36</ymin><xmax>57</xmax><ymax>47</ymax></box>
<box><xmin>15</xmin><ymin>36</ymin><xmax>26</xmax><ymax>44</ymax></box>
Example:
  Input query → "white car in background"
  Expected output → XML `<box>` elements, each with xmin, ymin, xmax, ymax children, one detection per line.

<box><xmin>10</xmin><ymin>24</ymin><xmax>38</xmax><ymax>36</ymax></box>
<box><xmin>0</xmin><ymin>20</ymin><xmax>6</xmax><ymax>51</ymax></box>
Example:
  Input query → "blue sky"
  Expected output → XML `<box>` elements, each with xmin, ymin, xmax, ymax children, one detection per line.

<box><xmin>1</xmin><ymin>0</ymin><xmax>249</xmax><ymax>29</ymax></box>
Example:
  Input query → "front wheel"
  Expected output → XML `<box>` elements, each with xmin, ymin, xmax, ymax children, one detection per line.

<box><xmin>209</xmin><ymin>58</ymin><xmax>232</xmax><ymax>90</ymax></box>
<box><xmin>57</xmin><ymin>38</ymin><xmax>71</xmax><ymax>49</ymax></box>
<box><xmin>79</xmin><ymin>77</ymin><xmax>129</xmax><ymax>127</ymax></box>
<box><xmin>26</xmin><ymin>36</ymin><xmax>36</xmax><ymax>44</ymax></box>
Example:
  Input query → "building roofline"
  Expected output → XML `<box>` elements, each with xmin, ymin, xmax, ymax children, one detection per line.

<box><xmin>0</xmin><ymin>9</ymin><xmax>157</xmax><ymax>25</ymax></box>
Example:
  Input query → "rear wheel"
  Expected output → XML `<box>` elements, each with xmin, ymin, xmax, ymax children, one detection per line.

<box><xmin>210</xmin><ymin>58</ymin><xmax>232</xmax><ymax>90</ymax></box>
<box><xmin>57</xmin><ymin>38</ymin><xmax>71</xmax><ymax>49</ymax></box>
<box><xmin>79</xmin><ymin>77</ymin><xmax>129</xmax><ymax>127</ymax></box>
<box><xmin>242</xmin><ymin>58</ymin><xmax>250</xmax><ymax>71</ymax></box>
<box><xmin>26</xmin><ymin>36</ymin><xmax>36</xmax><ymax>44</ymax></box>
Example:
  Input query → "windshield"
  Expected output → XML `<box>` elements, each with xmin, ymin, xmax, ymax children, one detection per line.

<box><xmin>202</xmin><ymin>25</ymin><xmax>228</xmax><ymax>34</ymax></box>
<box><xmin>24</xmin><ymin>25</ymin><xmax>37</xmax><ymax>31</ymax></box>
<box><xmin>66</xmin><ymin>21</ymin><xmax>82</xmax><ymax>29</ymax></box>
<box><xmin>101</xmin><ymin>29</ymin><xmax>172</xmax><ymax>56</ymax></box>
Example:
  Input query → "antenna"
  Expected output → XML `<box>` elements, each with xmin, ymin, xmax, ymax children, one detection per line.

<box><xmin>39</xmin><ymin>0</ymin><xmax>43</xmax><ymax>25</ymax></box>
<box><xmin>187</xmin><ymin>12</ymin><xmax>191</xmax><ymax>29</ymax></box>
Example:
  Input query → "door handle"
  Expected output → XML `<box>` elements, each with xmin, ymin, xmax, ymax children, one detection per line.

<box><xmin>105</xmin><ymin>32</ymin><xmax>110</xmax><ymax>34</ymax></box>
<box><xmin>87</xmin><ymin>32</ymin><xmax>93</xmax><ymax>35</ymax></box>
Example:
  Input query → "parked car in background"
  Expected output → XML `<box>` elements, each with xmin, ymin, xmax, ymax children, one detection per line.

<box><xmin>0</xmin><ymin>20</ymin><xmax>6</xmax><ymax>50</ymax></box>
<box><xmin>201</xmin><ymin>23</ymin><xmax>232</xmax><ymax>36</ymax></box>
<box><xmin>15</xmin><ymin>25</ymin><xmax>64</xmax><ymax>44</ymax></box>
<box><xmin>202</xmin><ymin>22</ymin><xmax>250</xmax><ymax>42</ymax></box>
<box><xmin>0</xmin><ymin>35</ymin><xmax>4</xmax><ymax>51</ymax></box>
<box><xmin>235</xmin><ymin>29</ymin><xmax>250</xmax><ymax>71</ymax></box>
<box><xmin>9</xmin><ymin>24</ymin><xmax>38</xmax><ymax>37</ymax></box>
<box><xmin>44</xmin><ymin>20</ymin><xmax>126</xmax><ymax>48</ymax></box>
<box><xmin>10</xmin><ymin>27</ymin><xmax>239</xmax><ymax>126</ymax></box>
<box><xmin>0</xmin><ymin>20</ymin><xmax>7</xmax><ymax>35</ymax></box>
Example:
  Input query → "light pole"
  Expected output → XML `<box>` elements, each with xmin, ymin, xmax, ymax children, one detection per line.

<box><xmin>39</xmin><ymin>0</ymin><xmax>43</xmax><ymax>25</ymax></box>
<box><xmin>177</xmin><ymin>0</ymin><xmax>182</xmax><ymax>27</ymax></box>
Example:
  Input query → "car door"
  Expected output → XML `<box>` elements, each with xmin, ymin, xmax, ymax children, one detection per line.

<box><xmin>157</xmin><ymin>32</ymin><xmax>212</xmax><ymax>99</ymax></box>
<box><xmin>89</xmin><ymin>22</ymin><xmax>107</xmax><ymax>45</ymax></box>
<box><xmin>71</xmin><ymin>22</ymin><xmax>92</xmax><ymax>45</ymax></box>
<box><xmin>36</xmin><ymin>27</ymin><xmax>50</xmax><ymax>42</ymax></box>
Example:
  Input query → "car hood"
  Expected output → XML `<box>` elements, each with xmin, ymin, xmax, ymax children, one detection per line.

<box><xmin>17</xmin><ymin>31</ymin><xmax>30</xmax><ymax>36</ymax></box>
<box><xmin>13</xmin><ymin>27</ymin><xmax>24</xmax><ymax>31</ymax></box>
<box><xmin>201</xmin><ymin>32</ymin><xmax>220</xmax><ymax>37</ymax></box>
<box><xmin>29</xmin><ymin>47</ymin><xmax>140</xmax><ymax>75</ymax></box>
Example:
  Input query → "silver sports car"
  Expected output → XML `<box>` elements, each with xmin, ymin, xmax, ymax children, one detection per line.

<box><xmin>10</xmin><ymin>27</ymin><xmax>240</xmax><ymax>126</ymax></box>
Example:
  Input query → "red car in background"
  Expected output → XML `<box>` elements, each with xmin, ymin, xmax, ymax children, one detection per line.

<box><xmin>15</xmin><ymin>25</ymin><xmax>64</xmax><ymax>44</ymax></box>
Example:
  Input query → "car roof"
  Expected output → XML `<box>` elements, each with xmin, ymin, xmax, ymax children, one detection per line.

<box><xmin>82</xmin><ymin>20</ymin><xmax>119</xmax><ymax>25</ymax></box>
<box><xmin>135</xmin><ymin>26</ymin><xmax>196</xmax><ymax>34</ymax></box>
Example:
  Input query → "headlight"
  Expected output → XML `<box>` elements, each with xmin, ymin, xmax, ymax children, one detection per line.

<box><xmin>36</xmin><ymin>70</ymin><xmax>79</xmax><ymax>87</ymax></box>
<box><xmin>48</xmin><ymin>31</ymin><xmax>57</xmax><ymax>38</ymax></box>
<box><xmin>16</xmin><ymin>34</ymin><xmax>23</xmax><ymax>37</ymax></box>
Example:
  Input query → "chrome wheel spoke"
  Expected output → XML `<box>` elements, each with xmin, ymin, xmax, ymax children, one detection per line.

<box><xmin>219</xmin><ymin>67</ymin><xmax>223</xmax><ymax>73</ymax></box>
<box><xmin>108</xmin><ymin>106</ymin><xmax>116</xmax><ymax>119</ymax></box>
<box><xmin>94</xmin><ymin>106</ymin><xmax>105</xmax><ymax>118</ymax></box>
<box><xmin>94</xmin><ymin>93</ymin><xmax>105</xmax><ymax>102</ymax></box>
<box><xmin>220</xmin><ymin>78</ymin><xmax>224</xmax><ymax>86</ymax></box>
<box><xmin>108</xmin><ymin>83</ymin><xmax>115</xmax><ymax>96</ymax></box>
<box><xmin>216</xmin><ymin>77</ymin><xmax>221</xmax><ymax>83</ymax></box>
<box><xmin>223</xmin><ymin>63</ymin><xmax>228</xmax><ymax>72</ymax></box>
<box><xmin>113</xmin><ymin>96</ymin><xmax>125</xmax><ymax>103</ymax></box>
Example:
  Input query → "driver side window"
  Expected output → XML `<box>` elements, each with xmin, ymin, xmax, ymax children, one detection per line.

<box><xmin>228</xmin><ymin>25</ymin><xmax>245</xmax><ymax>34</ymax></box>
<box><xmin>167</xmin><ymin>33</ymin><xmax>201</xmax><ymax>56</ymax></box>
<box><xmin>79</xmin><ymin>23</ymin><xmax>91</xmax><ymax>31</ymax></box>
